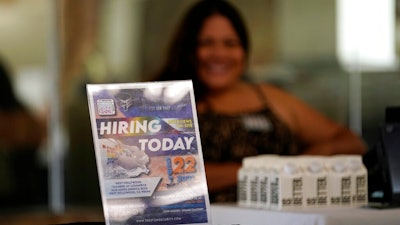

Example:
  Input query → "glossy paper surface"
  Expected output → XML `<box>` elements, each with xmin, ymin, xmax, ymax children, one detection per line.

<box><xmin>87</xmin><ymin>80</ymin><xmax>211</xmax><ymax>225</ymax></box>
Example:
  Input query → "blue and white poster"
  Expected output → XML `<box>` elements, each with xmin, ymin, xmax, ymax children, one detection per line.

<box><xmin>87</xmin><ymin>80</ymin><xmax>211</xmax><ymax>225</ymax></box>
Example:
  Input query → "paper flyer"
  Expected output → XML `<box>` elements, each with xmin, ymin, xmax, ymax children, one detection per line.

<box><xmin>86</xmin><ymin>80</ymin><xmax>211</xmax><ymax>225</ymax></box>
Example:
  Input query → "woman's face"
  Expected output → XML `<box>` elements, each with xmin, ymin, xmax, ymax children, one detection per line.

<box><xmin>196</xmin><ymin>14</ymin><xmax>246</xmax><ymax>91</ymax></box>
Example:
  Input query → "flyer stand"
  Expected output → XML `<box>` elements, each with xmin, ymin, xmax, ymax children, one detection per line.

<box><xmin>87</xmin><ymin>80</ymin><xmax>211</xmax><ymax>225</ymax></box>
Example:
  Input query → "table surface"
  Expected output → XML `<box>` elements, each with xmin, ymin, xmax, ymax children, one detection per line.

<box><xmin>210</xmin><ymin>203</ymin><xmax>400</xmax><ymax>225</ymax></box>
<box><xmin>1</xmin><ymin>204</ymin><xmax>399</xmax><ymax>225</ymax></box>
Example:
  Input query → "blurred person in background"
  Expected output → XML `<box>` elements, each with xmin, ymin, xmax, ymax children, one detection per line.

<box><xmin>151</xmin><ymin>0</ymin><xmax>366</xmax><ymax>202</ymax></box>
<box><xmin>0</xmin><ymin>58</ymin><xmax>47</xmax><ymax>209</ymax></box>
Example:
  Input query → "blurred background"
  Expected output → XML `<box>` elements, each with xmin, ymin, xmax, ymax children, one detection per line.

<box><xmin>0</xmin><ymin>0</ymin><xmax>399</xmax><ymax>223</ymax></box>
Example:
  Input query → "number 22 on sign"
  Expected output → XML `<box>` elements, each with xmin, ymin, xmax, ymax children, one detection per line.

<box><xmin>166</xmin><ymin>156</ymin><xmax>197</xmax><ymax>185</ymax></box>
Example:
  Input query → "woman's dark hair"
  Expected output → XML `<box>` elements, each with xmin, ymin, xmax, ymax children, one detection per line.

<box><xmin>153</xmin><ymin>0</ymin><xmax>250</xmax><ymax>99</ymax></box>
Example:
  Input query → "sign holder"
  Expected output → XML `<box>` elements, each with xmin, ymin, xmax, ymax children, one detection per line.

<box><xmin>87</xmin><ymin>80</ymin><xmax>211</xmax><ymax>225</ymax></box>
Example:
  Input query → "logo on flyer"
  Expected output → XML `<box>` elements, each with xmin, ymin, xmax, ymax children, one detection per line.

<box><xmin>97</xmin><ymin>99</ymin><xmax>116</xmax><ymax>116</ymax></box>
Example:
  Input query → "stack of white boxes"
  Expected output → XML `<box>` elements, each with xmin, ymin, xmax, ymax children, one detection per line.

<box><xmin>237</xmin><ymin>155</ymin><xmax>368</xmax><ymax>210</ymax></box>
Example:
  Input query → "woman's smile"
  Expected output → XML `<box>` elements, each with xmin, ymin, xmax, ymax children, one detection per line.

<box><xmin>196</xmin><ymin>14</ymin><xmax>246</xmax><ymax>90</ymax></box>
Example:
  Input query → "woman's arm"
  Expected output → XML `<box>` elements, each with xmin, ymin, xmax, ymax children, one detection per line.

<box><xmin>262</xmin><ymin>84</ymin><xmax>366</xmax><ymax>156</ymax></box>
<box><xmin>300</xmin><ymin>125</ymin><xmax>366</xmax><ymax>155</ymax></box>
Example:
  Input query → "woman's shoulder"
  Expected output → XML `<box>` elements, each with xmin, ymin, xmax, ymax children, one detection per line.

<box><xmin>255</xmin><ymin>82</ymin><xmax>301</xmax><ymax>129</ymax></box>
<box><xmin>257</xmin><ymin>82</ymin><xmax>293</xmax><ymax>101</ymax></box>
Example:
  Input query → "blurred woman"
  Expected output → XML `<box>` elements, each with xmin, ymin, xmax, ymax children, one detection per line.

<box><xmin>153</xmin><ymin>0</ymin><xmax>366</xmax><ymax>202</ymax></box>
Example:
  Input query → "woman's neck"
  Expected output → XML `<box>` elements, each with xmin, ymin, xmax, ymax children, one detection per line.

<box><xmin>198</xmin><ymin>81</ymin><xmax>263</xmax><ymax>114</ymax></box>
<box><xmin>204</xmin><ymin>81</ymin><xmax>247</xmax><ymax>100</ymax></box>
